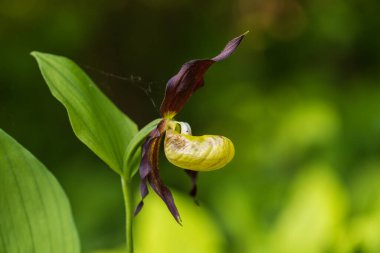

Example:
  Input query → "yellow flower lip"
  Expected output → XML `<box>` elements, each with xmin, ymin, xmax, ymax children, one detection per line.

<box><xmin>164</xmin><ymin>121</ymin><xmax>235</xmax><ymax>171</ymax></box>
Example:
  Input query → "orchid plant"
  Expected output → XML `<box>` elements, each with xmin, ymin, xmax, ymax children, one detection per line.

<box><xmin>0</xmin><ymin>32</ymin><xmax>247</xmax><ymax>253</ymax></box>
<box><xmin>135</xmin><ymin>33</ymin><xmax>247</xmax><ymax>224</ymax></box>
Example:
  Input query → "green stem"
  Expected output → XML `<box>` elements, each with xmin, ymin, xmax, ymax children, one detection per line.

<box><xmin>121</xmin><ymin>177</ymin><xmax>134</xmax><ymax>253</ymax></box>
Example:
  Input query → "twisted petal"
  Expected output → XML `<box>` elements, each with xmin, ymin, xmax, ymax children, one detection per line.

<box><xmin>135</xmin><ymin>120</ymin><xmax>182</xmax><ymax>224</ymax></box>
<box><xmin>184</xmin><ymin>169</ymin><xmax>199</xmax><ymax>204</ymax></box>
<box><xmin>160</xmin><ymin>32</ymin><xmax>248</xmax><ymax>118</ymax></box>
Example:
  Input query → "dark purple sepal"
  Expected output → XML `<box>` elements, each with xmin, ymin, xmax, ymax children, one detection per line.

<box><xmin>184</xmin><ymin>170</ymin><xmax>199</xmax><ymax>205</ymax></box>
<box><xmin>160</xmin><ymin>32</ymin><xmax>248</xmax><ymax>117</ymax></box>
<box><xmin>135</xmin><ymin>120</ymin><xmax>182</xmax><ymax>224</ymax></box>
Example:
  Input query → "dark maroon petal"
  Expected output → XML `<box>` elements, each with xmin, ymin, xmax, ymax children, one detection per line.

<box><xmin>135</xmin><ymin>121</ymin><xmax>163</xmax><ymax>216</ymax></box>
<box><xmin>148</xmin><ymin>171</ymin><xmax>182</xmax><ymax>224</ymax></box>
<box><xmin>135</xmin><ymin>120</ymin><xmax>182</xmax><ymax>224</ymax></box>
<box><xmin>184</xmin><ymin>170</ymin><xmax>199</xmax><ymax>205</ymax></box>
<box><xmin>134</xmin><ymin>144</ymin><xmax>155</xmax><ymax>215</ymax></box>
<box><xmin>212</xmin><ymin>31</ymin><xmax>248</xmax><ymax>62</ymax></box>
<box><xmin>160</xmin><ymin>32</ymin><xmax>247</xmax><ymax>117</ymax></box>
<box><xmin>134</xmin><ymin>178</ymin><xmax>147</xmax><ymax>216</ymax></box>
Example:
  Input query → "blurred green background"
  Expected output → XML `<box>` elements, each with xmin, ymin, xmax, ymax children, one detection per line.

<box><xmin>1</xmin><ymin>0</ymin><xmax>380</xmax><ymax>252</ymax></box>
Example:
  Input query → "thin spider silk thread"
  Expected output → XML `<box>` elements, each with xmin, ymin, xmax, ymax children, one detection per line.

<box><xmin>82</xmin><ymin>64</ymin><xmax>163</xmax><ymax>113</ymax></box>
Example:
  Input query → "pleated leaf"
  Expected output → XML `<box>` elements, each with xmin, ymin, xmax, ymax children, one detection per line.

<box><xmin>31</xmin><ymin>52</ymin><xmax>138</xmax><ymax>175</ymax></box>
<box><xmin>0</xmin><ymin>129</ymin><xmax>80</xmax><ymax>253</ymax></box>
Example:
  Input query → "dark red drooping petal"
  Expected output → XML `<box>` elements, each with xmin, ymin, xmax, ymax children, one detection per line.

<box><xmin>135</xmin><ymin>120</ymin><xmax>182</xmax><ymax>224</ymax></box>
<box><xmin>184</xmin><ymin>170</ymin><xmax>199</xmax><ymax>205</ymax></box>
<box><xmin>160</xmin><ymin>32</ymin><xmax>248</xmax><ymax>117</ymax></box>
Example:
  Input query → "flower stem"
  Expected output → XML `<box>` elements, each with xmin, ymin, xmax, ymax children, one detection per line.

<box><xmin>121</xmin><ymin>176</ymin><xmax>134</xmax><ymax>253</ymax></box>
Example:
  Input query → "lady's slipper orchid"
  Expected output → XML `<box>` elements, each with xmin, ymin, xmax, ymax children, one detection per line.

<box><xmin>135</xmin><ymin>32</ymin><xmax>247</xmax><ymax>224</ymax></box>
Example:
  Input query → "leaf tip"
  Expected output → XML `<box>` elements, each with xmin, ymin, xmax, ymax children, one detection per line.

<box><xmin>30</xmin><ymin>51</ymin><xmax>39</xmax><ymax>58</ymax></box>
<box><xmin>30</xmin><ymin>51</ymin><xmax>47</xmax><ymax>62</ymax></box>
<box><xmin>30</xmin><ymin>51</ymin><xmax>51</xmax><ymax>61</ymax></box>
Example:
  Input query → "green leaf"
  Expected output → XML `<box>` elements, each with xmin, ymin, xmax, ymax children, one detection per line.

<box><xmin>124</xmin><ymin>118</ymin><xmax>162</xmax><ymax>178</ymax></box>
<box><xmin>31</xmin><ymin>52</ymin><xmax>138</xmax><ymax>175</ymax></box>
<box><xmin>0</xmin><ymin>129</ymin><xmax>80</xmax><ymax>253</ymax></box>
